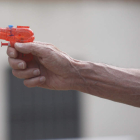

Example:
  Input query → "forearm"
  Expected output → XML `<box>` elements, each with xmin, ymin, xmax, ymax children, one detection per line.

<box><xmin>73</xmin><ymin>61</ymin><xmax>140</xmax><ymax>107</ymax></box>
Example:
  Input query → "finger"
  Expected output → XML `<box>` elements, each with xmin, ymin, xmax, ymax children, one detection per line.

<box><xmin>8</xmin><ymin>57</ymin><xmax>26</xmax><ymax>70</ymax></box>
<box><xmin>14</xmin><ymin>42</ymin><xmax>50</xmax><ymax>57</ymax></box>
<box><xmin>34</xmin><ymin>41</ymin><xmax>60</xmax><ymax>51</ymax></box>
<box><xmin>12</xmin><ymin>68</ymin><xmax>40</xmax><ymax>79</ymax></box>
<box><xmin>24</xmin><ymin>76</ymin><xmax>46</xmax><ymax>88</ymax></box>
<box><xmin>7</xmin><ymin>46</ymin><xmax>18</xmax><ymax>58</ymax></box>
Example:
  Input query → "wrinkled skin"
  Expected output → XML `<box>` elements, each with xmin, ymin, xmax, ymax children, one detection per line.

<box><xmin>7</xmin><ymin>42</ymin><xmax>140</xmax><ymax>107</ymax></box>
<box><xmin>7</xmin><ymin>42</ymin><xmax>81</xmax><ymax>90</ymax></box>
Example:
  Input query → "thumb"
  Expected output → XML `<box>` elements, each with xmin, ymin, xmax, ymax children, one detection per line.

<box><xmin>14</xmin><ymin>42</ymin><xmax>45</xmax><ymax>57</ymax></box>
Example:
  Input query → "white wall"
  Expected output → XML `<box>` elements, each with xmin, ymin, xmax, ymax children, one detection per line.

<box><xmin>0</xmin><ymin>1</ymin><xmax>140</xmax><ymax>140</ymax></box>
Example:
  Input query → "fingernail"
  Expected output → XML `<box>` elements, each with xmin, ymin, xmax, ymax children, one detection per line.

<box><xmin>33</xmin><ymin>69</ymin><xmax>40</xmax><ymax>76</ymax></box>
<box><xmin>40</xmin><ymin>77</ymin><xmax>46</xmax><ymax>82</ymax></box>
<box><xmin>10</xmin><ymin>52</ymin><xmax>14</xmax><ymax>57</ymax></box>
<box><xmin>18</xmin><ymin>62</ymin><xmax>25</xmax><ymax>69</ymax></box>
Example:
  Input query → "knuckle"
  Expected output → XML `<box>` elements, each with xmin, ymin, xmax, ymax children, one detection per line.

<box><xmin>6</xmin><ymin>48</ymin><xmax>10</xmax><ymax>55</ymax></box>
<box><xmin>8</xmin><ymin>57</ymin><xmax>12</xmax><ymax>66</ymax></box>
<box><xmin>28</xmin><ymin>43</ymin><xmax>38</xmax><ymax>55</ymax></box>
<box><xmin>30</xmin><ymin>42</ymin><xmax>36</xmax><ymax>47</ymax></box>
<box><xmin>8</xmin><ymin>57</ymin><xmax>10</xmax><ymax>62</ymax></box>
<box><xmin>12</xmin><ymin>70</ymin><xmax>18</xmax><ymax>78</ymax></box>
<box><xmin>12</xmin><ymin>70</ymin><xmax>16</xmax><ymax>76</ymax></box>
<box><xmin>8</xmin><ymin>58</ymin><xmax>16</xmax><ymax>68</ymax></box>
<box><xmin>29</xmin><ymin>42</ymin><xmax>37</xmax><ymax>50</ymax></box>
<box><xmin>23</xmin><ymin>80</ymin><xmax>29</xmax><ymax>87</ymax></box>
<box><xmin>12</xmin><ymin>70</ymin><xmax>21</xmax><ymax>79</ymax></box>
<box><xmin>23</xmin><ymin>80</ymin><xmax>33</xmax><ymax>88</ymax></box>
<box><xmin>7</xmin><ymin>47</ymin><xmax>14</xmax><ymax>56</ymax></box>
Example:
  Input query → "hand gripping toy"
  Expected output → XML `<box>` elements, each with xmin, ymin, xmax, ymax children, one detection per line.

<box><xmin>0</xmin><ymin>25</ymin><xmax>35</xmax><ymax>62</ymax></box>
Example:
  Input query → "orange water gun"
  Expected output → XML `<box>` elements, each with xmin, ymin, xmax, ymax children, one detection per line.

<box><xmin>0</xmin><ymin>25</ymin><xmax>35</xmax><ymax>62</ymax></box>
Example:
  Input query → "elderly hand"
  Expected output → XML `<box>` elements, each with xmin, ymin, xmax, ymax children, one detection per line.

<box><xmin>7</xmin><ymin>42</ymin><xmax>82</xmax><ymax>90</ymax></box>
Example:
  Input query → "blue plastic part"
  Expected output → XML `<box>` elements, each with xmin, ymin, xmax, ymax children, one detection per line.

<box><xmin>8</xmin><ymin>25</ymin><xmax>13</xmax><ymax>29</ymax></box>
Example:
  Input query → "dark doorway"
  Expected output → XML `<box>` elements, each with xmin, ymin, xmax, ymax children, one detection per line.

<box><xmin>7</xmin><ymin>69</ymin><xmax>80</xmax><ymax>140</ymax></box>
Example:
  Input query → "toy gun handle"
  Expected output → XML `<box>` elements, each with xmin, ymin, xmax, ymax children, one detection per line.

<box><xmin>17</xmin><ymin>52</ymin><xmax>33</xmax><ymax>62</ymax></box>
<box><xmin>1</xmin><ymin>42</ymin><xmax>33</xmax><ymax>62</ymax></box>
<box><xmin>10</xmin><ymin>42</ymin><xmax>33</xmax><ymax>62</ymax></box>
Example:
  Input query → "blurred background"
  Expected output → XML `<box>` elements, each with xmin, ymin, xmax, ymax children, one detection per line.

<box><xmin>0</xmin><ymin>0</ymin><xmax>140</xmax><ymax>140</ymax></box>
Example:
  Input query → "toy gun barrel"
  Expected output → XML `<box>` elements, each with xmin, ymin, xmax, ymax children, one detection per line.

<box><xmin>1</xmin><ymin>42</ymin><xmax>8</xmax><ymax>47</ymax></box>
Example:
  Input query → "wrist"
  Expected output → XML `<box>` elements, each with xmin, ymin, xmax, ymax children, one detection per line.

<box><xmin>70</xmin><ymin>61</ymin><xmax>104</xmax><ymax>93</ymax></box>
<box><xmin>70</xmin><ymin>60</ymin><xmax>92</xmax><ymax>92</ymax></box>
